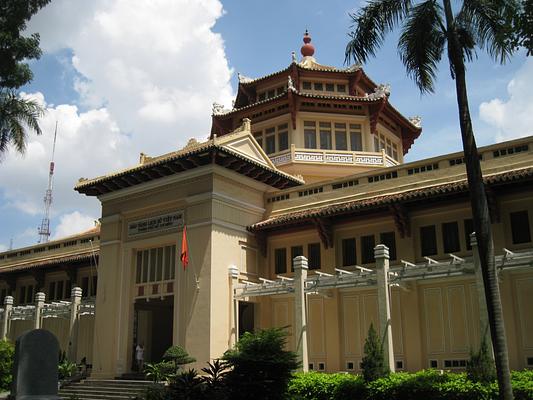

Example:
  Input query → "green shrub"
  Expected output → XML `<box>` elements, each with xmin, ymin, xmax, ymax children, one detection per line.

<box><xmin>144</xmin><ymin>361</ymin><xmax>174</xmax><ymax>383</ymax></box>
<box><xmin>287</xmin><ymin>372</ymin><xmax>365</xmax><ymax>400</ymax></box>
<box><xmin>223</xmin><ymin>328</ymin><xmax>299</xmax><ymax>400</ymax></box>
<box><xmin>0</xmin><ymin>339</ymin><xmax>14</xmax><ymax>391</ymax></box>
<box><xmin>466</xmin><ymin>334</ymin><xmax>496</xmax><ymax>384</ymax></box>
<box><xmin>168</xmin><ymin>369</ymin><xmax>204</xmax><ymax>400</ymax></box>
<box><xmin>511</xmin><ymin>370</ymin><xmax>533</xmax><ymax>400</ymax></box>
<box><xmin>201</xmin><ymin>359</ymin><xmax>230</xmax><ymax>400</ymax></box>
<box><xmin>162</xmin><ymin>345</ymin><xmax>195</xmax><ymax>373</ymax></box>
<box><xmin>361</xmin><ymin>323</ymin><xmax>389</xmax><ymax>382</ymax></box>
<box><xmin>58</xmin><ymin>360</ymin><xmax>78</xmax><ymax>380</ymax></box>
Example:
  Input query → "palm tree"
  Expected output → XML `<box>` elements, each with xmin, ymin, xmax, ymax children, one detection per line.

<box><xmin>346</xmin><ymin>2</ymin><xmax>518</xmax><ymax>399</ymax></box>
<box><xmin>0</xmin><ymin>89</ymin><xmax>43</xmax><ymax>158</ymax></box>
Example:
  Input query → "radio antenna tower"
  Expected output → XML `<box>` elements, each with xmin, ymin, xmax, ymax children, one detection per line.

<box><xmin>38</xmin><ymin>121</ymin><xmax>58</xmax><ymax>243</ymax></box>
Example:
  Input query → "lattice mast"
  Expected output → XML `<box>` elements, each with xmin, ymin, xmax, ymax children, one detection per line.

<box><xmin>38</xmin><ymin>122</ymin><xmax>58</xmax><ymax>243</ymax></box>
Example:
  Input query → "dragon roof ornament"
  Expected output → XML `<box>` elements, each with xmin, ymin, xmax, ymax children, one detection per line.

<box><xmin>288</xmin><ymin>75</ymin><xmax>296</xmax><ymax>91</ymax></box>
<box><xmin>409</xmin><ymin>116</ymin><xmax>422</xmax><ymax>128</ymax></box>
<box><xmin>212</xmin><ymin>102</ymin><xmax>231</xmax><ymax>116</ymax></box>
<box><xmin>237</xmin><ymin>73</ymin><xmax>254</xmax><ymax>84</ymax></box>
<box><xmin>345</xmin><ymin>63</ymin><xmax>363</xmax><ymax>72</ymax></box>
<box><xmin>365</xmin><ymin>83</ymin><xmax>391</xmax><ymax>100</ymax></box>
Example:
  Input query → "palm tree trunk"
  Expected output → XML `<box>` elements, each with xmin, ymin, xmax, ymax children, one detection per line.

<box><xmin>442</xmin><ymin>1</ymin><xmax>513</xmax><ymax>399</ymax></box>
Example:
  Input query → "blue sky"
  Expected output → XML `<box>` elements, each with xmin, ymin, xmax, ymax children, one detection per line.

<box><xmin>0</xmin><ymin>0</ymin><xmax>531</xmax><ymax>250</ymax></box>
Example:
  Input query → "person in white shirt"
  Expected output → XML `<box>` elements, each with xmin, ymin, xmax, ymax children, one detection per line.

<box><xmin>135</xmin><ymin>343</ymin><xmax>144</xmax><ymax>372</ymax></box>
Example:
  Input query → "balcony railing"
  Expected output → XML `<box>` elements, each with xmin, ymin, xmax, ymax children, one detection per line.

<box><xmin>269</xmin><ymin>145</ymin><xmax>399</xmax><ymax>168</ymax></box>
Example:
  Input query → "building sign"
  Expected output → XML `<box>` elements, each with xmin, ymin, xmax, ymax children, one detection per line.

<box><xmin>128</xmin><ymin>211</ymin><xmax>184</xmax><ymax>237</ymax></box>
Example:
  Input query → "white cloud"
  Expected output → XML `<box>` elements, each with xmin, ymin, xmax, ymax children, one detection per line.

<box><xmin>1</xmin><ymin>0</ymin><xmax>235</xmax><ymax>247</ymax></box>
<box><xmin>0</xmin><ymin>93</ymin><xmax>130</xmax><ymax>221</ymax></box>
<box><xmin>479</xmin><ymin>59</ymin><xmax>533</xmax><ymax>141</ymax></box>
<box><xmin>52</xmin><ymin>211</ymin><xmax>97</xmax><ymax>240</ymax></box>
<box><xmin>28</xmin><ymin>0</ymin><xmax>234</xmax><ymax>153</ymax></box>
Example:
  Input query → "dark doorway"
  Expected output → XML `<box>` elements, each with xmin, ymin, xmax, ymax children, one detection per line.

<box><xmin>134</xmin><ymin>296</ymin><xmax>173</xmax><ymax>365</ymax></box>
<box><xmin>238</xmin><ymin>301</ymin><xmax>255</xmax><ymax>338</ymax></box>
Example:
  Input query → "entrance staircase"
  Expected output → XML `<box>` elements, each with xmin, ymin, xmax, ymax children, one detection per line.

<box><xmin>59</xmin><ymin>379</ymin><xmax>155</xmax><ymax>400</ymax></box>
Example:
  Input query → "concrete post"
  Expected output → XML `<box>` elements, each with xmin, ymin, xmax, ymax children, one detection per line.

<box><xmin>374</xmin><ymin>244</ymin><xmax>395</xmax><ymax>372</ymax></box>
<box><xmin>67</xmin><ymin>286</ymin><xmax>83</xmax><ymax>362</ymax></box>
<box><xmin>228</xmin><ymin>266</ymin><xmax>239</xmax><ymax>348</ymax></box>
<box><xmin>470</xmin><ymin>233</ymin><xmax>492</xmax><ymax>349</ymax></box>
<box><xmin>1</xmin><ymin>296</ymin><xmax>13</xmax><ymax>340</ymax></box>
<box><xmin>34</xmin><ymin>292</ymin><xmax>45</xmax><ymax>330</ymax></box>
<box><xmin>293</xmin><ymin>255</ymin><xmax>309</xmax><ymax>372</ymax></box>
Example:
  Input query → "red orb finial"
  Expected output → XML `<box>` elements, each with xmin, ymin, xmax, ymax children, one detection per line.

<box><xmin>300</xmin><ymin>29</ymin><xmax>315</xmax><ymax>57</ymax></box>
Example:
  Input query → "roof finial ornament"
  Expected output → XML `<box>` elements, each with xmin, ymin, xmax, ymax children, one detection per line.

<box><xmin>300</xmin><ymin>29</ymin><xmax>315</xmax><ymax>58</ymax></box>
<box><xmin>291</xmin><ymin>51</ymin><xmax>297</xmax><ymax>63</ymax></box>
<box><xmin>409</xmin><ymin>116</ymin><xmax>422</xmax><ymax>128</ymax></box>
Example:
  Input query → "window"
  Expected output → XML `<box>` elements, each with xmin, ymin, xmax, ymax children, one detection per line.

<box><xmin>267</xmin><ymin>89</ymin><xmax>275</xmax><ymax>98</ymax></box>
<box><xmin>337</xmin><ymin>84</ymin><xmax>346</xmax><ymax>93</ymax></box>
<box><xmin>291</xmin><ymin>246</ymin><xmax>303</xmax><ymax>272</ymax></box>
<box><xmin>265</xmin><ymin>127</ymin><xmax>276</xmax><ymax>154</ymax></box>
<box><xmin>19</xmin><ymin>286</ymin><xmax>26</xmax><ymax>304</ymax></box>
<box><xmin>302</xmin><ymin>81</ymin><xmax>312</xmax><ymax>90</ymax></box>
<box><xmin>361</xmin><ymin>235</ymin><xmax>375</xmax><ymax>264</ymax></box>
<box><xmin>334</xmin><ymin>123</ymin><xmax>347</xmax><ymax>150</ymax></box>
<box><xmin>135</xmin><ymin>246</ymin><xmax>176</xmax><ymax>285</ymax></box>
<box><xmin>304</xmin><ymin>121</ymin><xmax>317</xmax><ymax>149</ymax></box>
<box><xmin>464</xmin><ymin>219</ymin><xmax>474</xmax><ymax>250</ymax></box>
<box><xmin>314</xmin><ymin>82</ymin><xmax>323</xmax><ymax>91</ymax></box>
<box><xmin>81</xmin><ymin>277</ymin><xmax>89</xmax><ymax>297</ymax></box>
<box><xmin>253</xmin><ymin>132</ymin><xmax>263</xmax><ymax>148</ymax></box>
<box><xmin>308</xmin><ymin>243</ymin><xmax>321</xmax><ymax>270</ymax></box>
<box><xmin>374</xmin><ymin>135</ymin><xmax>380</xmax><ymax>151</ymax></box>
<box><xmin>430</xmin><ymin>360</ymin><xmax>438</xmax><ymax>368</ymax></box>
<box><xmin>48</xmin><ymin>281</ymin><xmax>56</xmax><ymax>301</ymax></box>
<box><xmin>342</xmin><ymin>238</ymin><xmax>356</xmax><ymax>267</ymax></box>
<box><xmin>442</xmin><ymin>222</ymin><xmax>460</xmax><ymax>253</ymax></box>
<box><xmin>319</xmin><ymin>122</ymin><xmax>332</xmax><ymax>150</ymax></box>
<box><xmin>420</xmin><ymin>225</ymin><xmax>437</xmax><ymax>256</ymax></box>
<box><xmin>510</xmin><ymin>211</ymin><xmax>531</xmax><ymax>244</ymax></box>
<box><xmin>350</xmin><ymin>125</ymin><xmax>362</xmax><ymax>151</ymax></box>
<box><xmin>278</xmin><ymin>124</ymin><xmax>289</xmax><ymax>151</ymax></box>
<box><xmin>258</xmin><ymin>93</ymin><xmax>266</xmax><ymax>101</ymax></box>
<box><xmin>276</xmin><ymin>86</ymin><xmax>285</xmax><ymax>95</ymax></box>
<box><xmin>380</xmin><ymin>232</ymin><xmax>396</xmax><ymax>261</ymax></box>
<box><xmin>275</xmin><ymin>248</ymin><xmax>287</xmax><ymax>274</ymax></box>
<box><xmin>325</xmin><ymin>83</ymin><xmax>335</xmax><ymax>92</ymax></box>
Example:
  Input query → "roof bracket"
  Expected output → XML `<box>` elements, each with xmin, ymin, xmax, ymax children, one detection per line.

<box><xmin>313</xmin><ymin>217</ymin><xmax>334</xmax><ymax>249</ymax></box>
<box><xmin>390</xmin><ymin>203</ymin><xmax>410</xmax><ymax>238</ymax></box>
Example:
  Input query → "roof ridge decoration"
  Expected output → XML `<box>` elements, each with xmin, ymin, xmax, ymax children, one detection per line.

<box><xmin>345</xmin><ymin>63</ymin><xmax>363</xmax><ymax>72</ymax></box>
<box><xmin>288</xmin><ymin>75</ymin><xmax>296</xmax><ymax>91</ymax></box>
<box><xmin>365</xmin><ymin>83</ymin><xmax>391</xmax><ymax>99</ymax></box>
<box><xmin>237</xmin><ymin>72</ymin><xmax>254</xmax><ymax>84</ymax></box>
<box><xmin>409</xmin><ymin>116</ymin><xmax>422</xmax><ymax>128</ymax></box>
<box><xmin>212</xmin><ymin>102</ymin><xmax>231</xmax><ymax>116</ymax></box>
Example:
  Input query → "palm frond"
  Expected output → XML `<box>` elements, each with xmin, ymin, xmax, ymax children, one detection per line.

<box><xmin>398</xmin><ymin>0</ymin><xmax>446</xmax><ymax>93</ymax></box>
<box><xmin>459</xmin><ymin>0</ymin><xmax>518</xmax><ymax>64</ymax></box>
<box><xmin>0</xmin><ymin>89</ymin><xmax>44</xmax><ymax>157</ymax></box>
<box><xmin>345</xmin><ymin>0</ymin><xmax>412</xmax><ymax>64</ymax></box>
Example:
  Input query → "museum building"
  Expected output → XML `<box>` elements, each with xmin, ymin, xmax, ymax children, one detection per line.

<box><xmin>1</xmin><ymin>32</ymin><xmax>532</xmax><ymax>379</ymax></box>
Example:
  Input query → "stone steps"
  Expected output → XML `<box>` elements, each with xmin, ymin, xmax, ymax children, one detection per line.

<box><xmin>59</xmin><ymin>379</ymin><xmax>156</xmax><ymax>400</ymax></box>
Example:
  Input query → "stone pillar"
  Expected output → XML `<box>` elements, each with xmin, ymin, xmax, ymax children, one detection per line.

<box><xmin>1</xmin><ymin>296</ymin><xmax>13</xmax><ymax>340</ymax></box>
<box><xmin>374</xmin><ymin>244</ymin><xmax>395</xmax><ymax>372</ymax></box>
<box><xmin>67</xmin><ymin>286</ymin><xmax>82</xmax><ymax>362</ymax></box>
<box><xmin>470</xmin><ymin>233</ymin><xmax>492</xmax><ymax>348</ymax></box>
<box><xmin>293</xmin><ymin>256</ymin><xmax>309</xmax><ymax>372</ymax></box>
<box><xmin>34</xmin><ymin>292</ymin><xmax>45</xmax><ymax>330</ymax></box>
<box><xmin>228</xmin><ymin>266</ymin><xmax>239</xmax><ymax>348</ymax></box>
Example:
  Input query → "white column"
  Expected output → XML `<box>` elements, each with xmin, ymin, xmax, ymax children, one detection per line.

<box><xmin>293</xmin><ymin>255</ymin><xmax>309</xmax><ymax>372</ymax></box>
<box><xmin>34</xmin><ymin>292</ymin><xmax>45</xmax><ymax>330</ymax></box>
<box><xmin>374</xmin><ymin>244</ymin><xmax>395</xmax><ymax>372</ymax></box>
<box><xmin>228</xmin><ymin>266</ymin><xmax>239</xmax><ymax>348</ymax></box>
<box><xmin>470</xmin><ymin>233</ymin><xmax>492</xmax><ymax>348</ymax></box>
<box><xmin>1</xmin><ymin>296</ymin><xmax>13</xmax><ymax>340</ymax></box>
<box><xmin>68</xmin><ymin>286</ymin><xmax>83</xmax><ymax>362</ymax></box>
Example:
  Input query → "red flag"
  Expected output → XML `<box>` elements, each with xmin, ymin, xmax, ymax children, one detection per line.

<box><xmin>180</xmin><ymin>226</ymin><xmax>189</xmax><ymax>270</ymax></box>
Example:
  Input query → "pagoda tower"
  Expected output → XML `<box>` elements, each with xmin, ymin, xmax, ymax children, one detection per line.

<box><xmin>211</xmin><ymin>31</ymin><xmax>422</xmax><ymax>183</ymax></box>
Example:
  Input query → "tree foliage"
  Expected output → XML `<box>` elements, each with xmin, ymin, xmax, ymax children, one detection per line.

<box><xmin>360</xmin><ymin>323</ymin><xmax>389</xmax><ymax>382</ymax></box>
<box><xmin>223</xmin><ymin>328</ymin><xmax>299</xmax><ymax>400</ymax></box>
<box><xmin>467</xmin><ymin>333</ymin><xmax>496</xmax><ymax>384</ymax></box>
<box><xmin>0</xmin><ymin>339</ymin><xmax>14</xmax><ymax>391</ymax></box>
<box><xmin>162</xmin><ymin>345</ymin><xmax>196</xmax><ymax>373</ymax></box>
<box><xmin>0</xmin><ymin>0</ymin><xmax>51</xmax><ymax>89</ymax></box>
<box><xmin>0</xmin><ymin>0</ymin><xmax>50</xmax><ymax>159</ymax></box>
